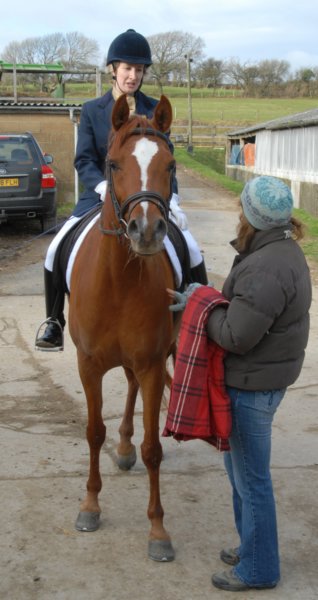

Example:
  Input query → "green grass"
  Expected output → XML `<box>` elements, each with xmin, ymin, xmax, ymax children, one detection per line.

<box><xmin>165</xmin><ymin>95</ymin><xmax>318</xmax><ymax>125</ymax></box>
<box><xmin>61</xmin><ymin>82</ymin><xmax>318</xmax><ymax>127</ymax></box>
<box><xmin>6</xmin><ymin>79</ymin><xmax>318</xmax><ymax>126</ymax></box>
<box><xmin>175</xmin><ymin>147</ymin><xmax>244</xmax><ymax>195</ymax></box>
<box><xmin>295</xmin><ymin>209</ymin><xmax>318</xmax><ymax>263</ymax></box>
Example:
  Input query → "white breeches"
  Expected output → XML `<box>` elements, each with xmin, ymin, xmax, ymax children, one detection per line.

<box><xmin>44</xmin><ymin>215</ymin><xmax>203</xmax><ymax>273</ymax></box>
<box><xmin>44</xmin><ymin>216</ymin><xmax>81</xmax><ymax>272</ymax></box>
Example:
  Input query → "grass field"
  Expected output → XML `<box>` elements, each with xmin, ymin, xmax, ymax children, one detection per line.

<box><xmin>142</xmin><ymin>88</ymin><xmax>318</xmax><ymax>125</ymax></box>
<box><xmin>61</xmin><ymin>82</ymin><xmax>318</xmax><ymax>126</ymax></box>
<box><xmin>4</xmin><ymin>79</ymin><xmax>317</xmax><ymax>126</ymax></box>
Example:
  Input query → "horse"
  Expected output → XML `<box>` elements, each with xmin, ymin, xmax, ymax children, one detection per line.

<box><xmin>68</xmin><ymin>94</ymin><xmax>180</xmax><ymax>562</ymax></box>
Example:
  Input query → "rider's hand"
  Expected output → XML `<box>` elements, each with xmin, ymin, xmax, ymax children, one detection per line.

<box><xmin>169</xmin><ymin>193</ymin><xmax>188</xmax><ymax>230</ymax></box>
<box><xmin>95</xmin><ymin>180</ymin><xmax>108</xmax><ymax>202</ymax></box>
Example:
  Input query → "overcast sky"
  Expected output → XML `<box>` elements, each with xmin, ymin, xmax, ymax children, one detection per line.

<box><xmin>1</xmin><ymin>0</ymin><xmax>317</xmax><ymax>73</ymax></box>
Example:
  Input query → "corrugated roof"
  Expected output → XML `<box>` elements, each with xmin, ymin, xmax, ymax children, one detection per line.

<box><xmin>0</xmin><ymin>100</ymin><xmax>82</xmax><ymax>112</ymax></box>
<box><xmin>228</xmin><ymin>107</ymin><xmax>318</xmax><ymax>137</ymax></box>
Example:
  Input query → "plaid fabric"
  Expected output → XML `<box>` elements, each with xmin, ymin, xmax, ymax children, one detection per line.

<box><xmin>162</xmin><ymin>286</ymin><xmax>231</xmax><ymax>451</ymax></box>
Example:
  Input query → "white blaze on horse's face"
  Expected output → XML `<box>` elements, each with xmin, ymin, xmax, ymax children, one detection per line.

<box><xmin>132</xmin><ymin>137</ymin><xmax>159</xmax><ymax>219</ymax></box>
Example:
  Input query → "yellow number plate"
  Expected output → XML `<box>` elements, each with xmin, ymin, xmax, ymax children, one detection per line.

<box><xmin>0</xmin><ymin>178</ymin><xmax>19</xmax><ymax>187</ymax></box>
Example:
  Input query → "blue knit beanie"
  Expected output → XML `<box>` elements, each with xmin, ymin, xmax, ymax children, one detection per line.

<box><xmin>241</xmin><ymin>176</ymin><xmax>293</xmax><ymax>230</ymax></box>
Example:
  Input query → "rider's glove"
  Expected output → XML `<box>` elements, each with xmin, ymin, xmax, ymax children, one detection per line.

<box><xmin>169</xmin><ymin>193</ymin><xmax>188</xmax><ymax>230</ymax></box>
<box><xmin>95</xmin><ymin>180</ymin><xmax>108</xmax><ymax>202</ymax></box>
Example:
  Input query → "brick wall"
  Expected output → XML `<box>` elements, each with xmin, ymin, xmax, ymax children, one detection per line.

<box><xmin>0</xmin><ymin>111</ymin><xmax>78</xmax><ymax>206</ymax></box>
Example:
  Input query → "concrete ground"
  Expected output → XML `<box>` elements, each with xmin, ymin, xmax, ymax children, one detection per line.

<box><xmin>0</xmin><ymin>167</ymin><xmax>317</xmax><ymax>600</ymax></box>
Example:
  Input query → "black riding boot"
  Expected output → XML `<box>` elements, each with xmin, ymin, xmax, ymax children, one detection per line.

<box><xmin>35</xmin><ymin>268</ymin><xmax>65</xmax><ymax>351</ymax></box>
<box><xmin>189</xmin><ymin>258</ymin><xmax>209</xmax><ymax>285</ymax></box>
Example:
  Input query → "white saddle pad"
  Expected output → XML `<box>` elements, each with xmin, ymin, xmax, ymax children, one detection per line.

<box><xmin>65</xmin><ymin>216</ymin><xmax>183</xmax><ymax>292</ymax></box>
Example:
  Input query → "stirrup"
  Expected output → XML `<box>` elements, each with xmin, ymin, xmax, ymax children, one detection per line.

<box><xmin>34</xmin><ymin>317</ymin><xmax>64</xmax><ymax>352</ymax></box>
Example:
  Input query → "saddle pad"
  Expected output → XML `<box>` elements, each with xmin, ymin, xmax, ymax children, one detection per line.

<box><xmin>53</xmin><ymin>210</ymin><xmax>190</xmax><ymax>294</ymax></box>
<box><xmin>52</xmin><ymin>205</ymin><xmax>102</xmax><ymax>293</ymax></box>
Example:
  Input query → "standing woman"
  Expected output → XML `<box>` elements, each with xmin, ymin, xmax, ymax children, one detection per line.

<box><xmin>169</xmin><ymin>175</ymin><xmax>312</xmax><ymax>591</ymax></box>
<box><xmin>35</xmin><ymin>29</ymin><xmax>206</xmax><ymax>351</ymax></box>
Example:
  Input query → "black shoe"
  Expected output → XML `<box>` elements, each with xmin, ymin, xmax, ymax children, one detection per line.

<box><xmin>35</xmin><ymin>320</ymin><xmax>63</xmax><ymax>351</ymax></box>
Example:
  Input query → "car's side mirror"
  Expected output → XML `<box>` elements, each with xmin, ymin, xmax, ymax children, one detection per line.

<box><xmin>44</xmin><ymin>154</ymin><xmax>53</xmax><ymax>164</ymax></box>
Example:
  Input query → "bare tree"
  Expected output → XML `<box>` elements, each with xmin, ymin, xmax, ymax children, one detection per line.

<box><xmin>2</xmin><ymin>32</ymin><xmax>100</xmax><ymax>91</ymax></box>
<box><xmin>148</xmin><ymin>31</ymin><xmax>205</xmax><ymax>91</ymax></box>
<box><xmin>2</xmin><ymin>32</ymin><xmax>99</xmax><ymax>69</ymax></box>
<box><xmin>293</xmin><ymin>67</ymin><xmax>317</xmax><ymax>96</ymax></box>
<box><xmin>3</xmin><ymin>34</ymin><xmax>64</xmax><ymax>64</ymax></box>
<box><xmin>257</xmin><ymin>59</ymin><xmax>290</xmax><ymax>96</ymax></box>
<box><xmin>194</xmin><ymin>58</ymin><xmax>225</xmax><ymax>88</ymax></box>
<box><xmin>63</xmin><ymin>32</ymin><xmax>99</xmax><ymax>69</ymax></box>
<box><xmin>225</xmin><ymin>60</ymin><xmax>260</xmax><ymax>95</ymax></box>
<box><xmin>225</xmin><ymin>58</ymin><xmax>291</xmax><ymax>97</ymax></box>
<box><xmin>3</xmin><ymin>32</ymin><xmax>99</xmax><ymax>92</ymax></box>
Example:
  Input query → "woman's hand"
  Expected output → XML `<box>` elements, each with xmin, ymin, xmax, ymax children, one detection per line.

<box><xmin>167</xmin><ymin>283</ymin><xmax>204</xmax><ymax>311</ymax></box>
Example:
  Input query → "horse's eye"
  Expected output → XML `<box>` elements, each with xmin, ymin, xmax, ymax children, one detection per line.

<box><xmin>109</xmin><ymin>161</ymin><xmax>119</xmax><ymax>172</ymax></box>
<box><xmin>168</xmin><ymin>161</ymin><xmax>176</xmax><ymax>173</ymax></box>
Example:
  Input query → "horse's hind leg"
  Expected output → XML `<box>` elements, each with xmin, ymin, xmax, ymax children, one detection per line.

<box><xmin>75</xmin><ymin>352</ymin><xmax>106</xmax><ymax>532</ymax></box>
<box><xmin>117</xmin><ymin>367</ymin><xmax>139</xmax><ymax>470</ymax></box>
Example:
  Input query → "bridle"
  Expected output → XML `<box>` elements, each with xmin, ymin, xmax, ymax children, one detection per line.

<box><xmin>100</xmin><ymin>127</ymin><xmax>175</xmax><ymax>237</ymax></box>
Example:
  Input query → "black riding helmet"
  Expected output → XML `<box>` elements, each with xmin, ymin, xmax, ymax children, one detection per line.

<box><xmin>106</xmin><ymin>29</ymin><xmax>152</xmax><ymax>67</ymax></box>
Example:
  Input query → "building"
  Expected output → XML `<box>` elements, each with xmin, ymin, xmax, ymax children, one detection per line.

<box><xmin>0</xmin><ymin>101</ymin><xmax>82</xmax><ymax>206</ymax></box>
<box><xmin>226</xmin><ymin>108</ymin><xmax>318</xmax><ymax>217</ymax></box>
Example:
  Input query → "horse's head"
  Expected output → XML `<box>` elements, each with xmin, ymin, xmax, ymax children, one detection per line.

<box><xmin>105</xmin><ymin>94</ymin><xmax>175</xmax><ymax>255</ymax></box>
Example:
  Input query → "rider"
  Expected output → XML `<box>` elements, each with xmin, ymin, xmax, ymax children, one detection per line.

<box><xmin>35</xmin><ymin>29</ymin><xmax>207</xmax><ymax>351</ymax></box>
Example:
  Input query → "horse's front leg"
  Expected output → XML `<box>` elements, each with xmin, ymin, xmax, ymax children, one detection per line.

<box><xmin>139</xmin><ymin>364</ymin><xmax>175</xmax><ymax>562</ymax></box>
<box><xmin>75</xmin><ymin>352</ymin><xmax>106</xmax><ymax>532</ymax></box>
<box><xmin>117</xmin><ymin>367</ymin><xmax>139</xmax><ymax>471</ymax></box>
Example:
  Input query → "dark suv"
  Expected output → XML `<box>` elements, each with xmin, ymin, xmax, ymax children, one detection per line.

<box><xmin>0</xmin><ymin>132</ymin><xmax>57</xmax><ymax>232</ymax></box>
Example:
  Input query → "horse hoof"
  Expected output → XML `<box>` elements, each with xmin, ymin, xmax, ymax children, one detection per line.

<box><xmin>148</xmin><ymin>539</ymin><xmax>175</xmax><ymax>562</ymax></box>
<box><xmin>75</xmin><ymin>511</ymin><xmax>100</xmax><ymax>532</ymax></box>
<box><xmin>117</xmin><ymin>447</ymin><xmax>137</xmax><ymax>471</ymax></box>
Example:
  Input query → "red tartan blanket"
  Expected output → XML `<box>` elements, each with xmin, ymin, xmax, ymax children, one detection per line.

<box><xmin>162</xmin><ymin>286</ymin><xmax>231</xmax><ymax>451</ymax></box>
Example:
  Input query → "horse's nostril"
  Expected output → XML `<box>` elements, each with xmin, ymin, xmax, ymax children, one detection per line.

<box><xmin>127</xmin><ymin>219</ymin><xmax>140</xmax><ymax>240</ymax></box>
<box><xmin>155</xmin><ymin>218</ymin><xmax>167</xmax><ymax>240</ymax></box>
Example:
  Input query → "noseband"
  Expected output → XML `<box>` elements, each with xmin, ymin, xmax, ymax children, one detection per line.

<box><xmin>102</xmin><ymin>127</ymin><xmax>175</xmax><ymax>237</ymax></box>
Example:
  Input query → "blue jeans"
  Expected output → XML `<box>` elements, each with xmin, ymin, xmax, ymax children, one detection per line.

<box><xmin>224</xmin><ymin>386</ymin><xmax>286</xmax><ymax>587</ymax></box>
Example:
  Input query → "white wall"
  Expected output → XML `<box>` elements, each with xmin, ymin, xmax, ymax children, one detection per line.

<box><xmin>255</xmin><ymin>127</ymin><xmax>318</xmax><ymax>186</ymax></box>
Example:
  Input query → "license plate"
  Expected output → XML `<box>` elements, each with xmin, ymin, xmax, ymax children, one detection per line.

<box><xmin>0</xmin><ymin>178</ymin><xmax>19</xmax><ymax>187</ymax></box>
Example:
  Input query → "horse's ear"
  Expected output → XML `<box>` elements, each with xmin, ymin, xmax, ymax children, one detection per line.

<box><xmin>112</xmin><ymin>95</ymin><xmax>130</xmax><ymax>130</ymax></box>
<box><xmin>152</xmin><ymin>95</ymin><xmax>173</xmax><ymax>133</ymax></box>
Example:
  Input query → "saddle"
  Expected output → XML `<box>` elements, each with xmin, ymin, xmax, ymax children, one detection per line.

<box><xmin>52</xmin><ymin>205</ymin><xmax>102</xmax><ymax>293</ymax></box>
<box><xmin>52</xmin><ymin>206</ymin><xmax>192</xmax><ymax>294</ymax></box>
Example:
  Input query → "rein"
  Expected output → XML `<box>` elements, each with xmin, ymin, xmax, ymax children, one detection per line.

<box><xmin>101</xmin><ymin>127</ymin><xmax>174</xmax><ymax>237</ymax></box>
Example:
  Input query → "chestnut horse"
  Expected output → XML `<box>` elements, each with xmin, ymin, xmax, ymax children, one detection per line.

<box><xmin>68</xmin><ymin>94</ymin><xmax>180</xmax><ymax>561</ymax></box>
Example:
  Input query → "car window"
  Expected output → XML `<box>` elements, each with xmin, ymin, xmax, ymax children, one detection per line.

<box><xmin>0</xmin><ymin>137</ymin><xmax>35</xmax><ymax>164</ymax></box>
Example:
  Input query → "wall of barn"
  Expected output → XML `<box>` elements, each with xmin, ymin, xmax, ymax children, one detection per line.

<box><xmin>0</xmin><ymin>111</ymin><xmax>79</xmax><ymax>206</ymax></box>
<box><xmin>226</xmin><ymin>127</ymin><xmax>318</xmax><ymax>218</ymax></box>
<box><xmin>226</xmin><ymin>164</ymin><xmax>318</xmax><ymax>217</ymax></box>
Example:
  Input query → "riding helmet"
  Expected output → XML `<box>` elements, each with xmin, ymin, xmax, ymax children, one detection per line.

<box><xmin>106</xmin><ymin>29</ymin><xmax>152</xmax><ymax>66</ymax></box>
